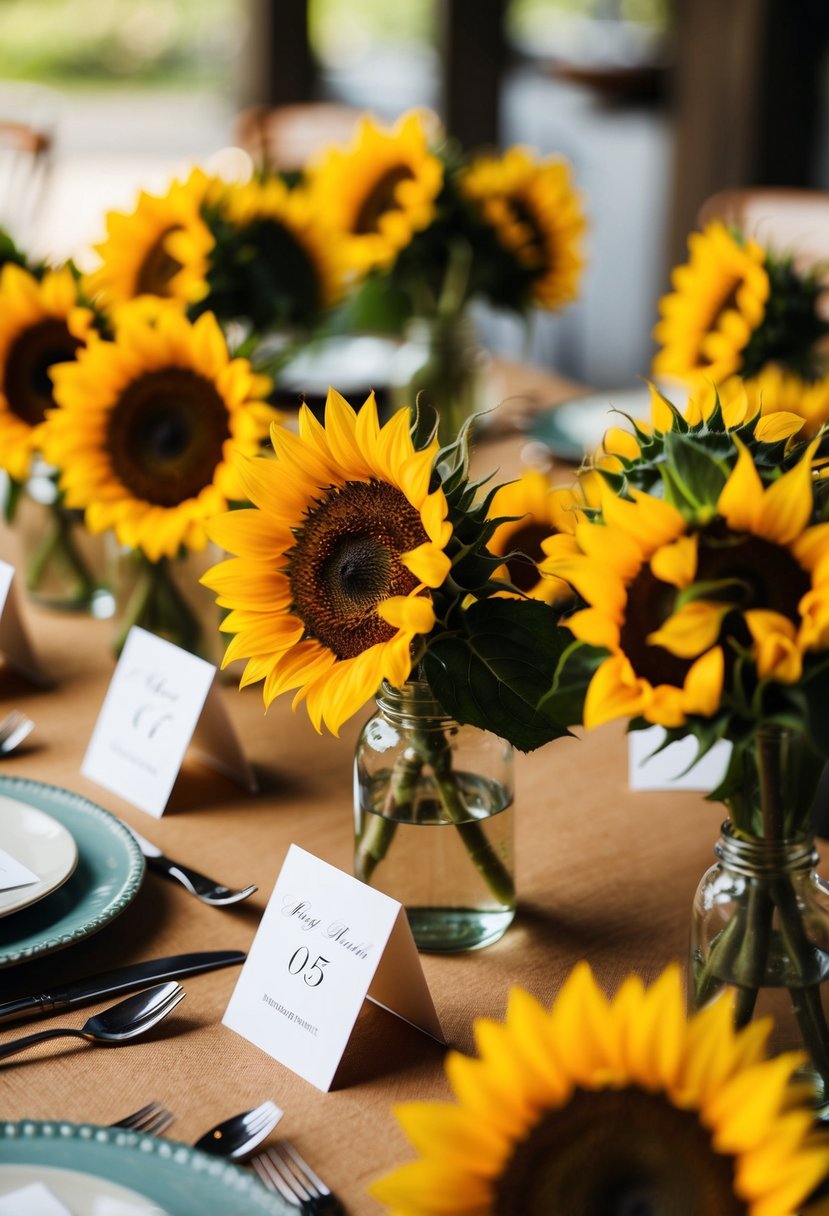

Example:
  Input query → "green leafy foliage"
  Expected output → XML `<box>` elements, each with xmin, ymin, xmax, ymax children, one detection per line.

<box><xmin>422</xmin><ymin>599</ymin><xmax>579</xmax><ymax>752</ymax></box>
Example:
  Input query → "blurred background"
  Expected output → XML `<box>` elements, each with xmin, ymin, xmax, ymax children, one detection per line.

<box><xmin>2</xmin><ymin>0</ymin><xmax>829</xmax><ymax>389</ymax></box>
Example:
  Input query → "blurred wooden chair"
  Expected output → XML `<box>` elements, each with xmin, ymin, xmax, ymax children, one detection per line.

<box><xmin>234</xmin><ymin>102</ymin><xmax>366</xmax><ymax>173</ymax></box>
<box><xmin>698</xmin><ymin>187</ymin><xmax>829</xmax><ymax>270</ymax></box>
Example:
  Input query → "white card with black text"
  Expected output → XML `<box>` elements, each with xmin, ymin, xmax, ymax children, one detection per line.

<box><xmin>628</xmin><ymin>725</ymin><xmax>732</xmax><ymax>791</ymax></box>
<box><xmin>81</xmin><ymin>626</ymin><xmax>256</xmax><ymax>817</ymax></box>
<box><xmin>223</xmin><ymin>844</ymin><xmax>444</xmax><ymax>1091</ymax></box>
<box><xmin>0</xmin><ymin>560</ymin><xmax>48</xmax><ymax>685</ymax></box>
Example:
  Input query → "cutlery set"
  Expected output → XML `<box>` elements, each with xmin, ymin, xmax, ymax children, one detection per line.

<box><xmin>0</xmin><ymin>732</ymin><xmax>336</xmax><ymax>1208</ymax></box>
<box><xmin>111</xmin><ymin>1099</ymin><xmax>342</xmax><ymax>1212</ymax></box>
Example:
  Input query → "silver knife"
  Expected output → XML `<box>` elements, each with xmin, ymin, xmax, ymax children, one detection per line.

<box><xmin>0</xmin><ymin>948</ymin><xmax>245</xmax><ymax>1025</ymax></box>
<box><xmin>123</xmin><ymin>825</ymin><xmax>257</xmax><ymax>907</ymax></box>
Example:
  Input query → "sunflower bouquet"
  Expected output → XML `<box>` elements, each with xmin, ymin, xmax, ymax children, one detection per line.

<box><xmin>653</xmin><ymin>219</ymin><xmax>829</xmax><ymax>400</ymax></box>
<box><xmin>83</xmin><ymin>166</ymin><xmax>346</xmax><ymax>349</ymax></box>
<box><xmin>543</xmin><ymin>386</ymin><xmax>829</xmax><ymax>1099</ymax></box>
<box><xmin>202</xmin><ymin>389</ymin><xmax>578</xmax><ymax>937</ymax></box>
<box><xmin>306</xmin><ymin>110</ymin><xmax>586</xmax><ymax>441</ymax></box>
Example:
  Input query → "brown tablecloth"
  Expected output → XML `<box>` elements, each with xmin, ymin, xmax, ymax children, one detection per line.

<box><xmin>0</xmin><ymin>364</ymin><xmax>726</xmax><ymax>1214</ymax></box>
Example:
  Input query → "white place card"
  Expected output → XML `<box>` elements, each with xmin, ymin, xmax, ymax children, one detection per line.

<box><xmin>0</xmin><ymin>560</ymin><xmax>49</xmax><ymax>685</ymax></box>
<box><xmin>81</xmin><ymin>626</ymin><xmax>256</xmax><ymax>818</ymax></box>
<box><xmin>223</xmin><ymin>844</ymin><xmax>444</xmax><ymax>1092</ymax></box>
<box><xmin>0</xmin><ymin>1183</ymin><xmax>72</xmax><ymax>1216</ymax></box>
<box><xmin>629</xmin><ymin>725</ymin><xmax>732</xmax><ymax>791</ymax></box>
<box><xmin>0</xmin><ymin>845</ymin><xmax>39</xmax><ymax>892</ymax></box>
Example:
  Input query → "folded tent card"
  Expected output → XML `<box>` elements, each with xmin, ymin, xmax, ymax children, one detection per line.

<box><xmin>0</xmin><ymin>560</ymin><xmax>49</xmax><ymax>686</ymax></box>
<box><xmin>223</xmin><ymin>844</ymin><xmax>444</xmax><ymax>1092</ymax></box>
<box><xmin>628</xmin><ymin>725</ymin><xmax>731</xmax><ymax>792</ymax></box>
<box><xmin>81</xmin><ymin>626</ymin><xmax>257</xmax><ymax>818</ymax></box>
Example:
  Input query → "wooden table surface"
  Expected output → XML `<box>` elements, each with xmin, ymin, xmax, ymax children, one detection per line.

<box><xmin>0</xmin><ymin>363</ymin><xmax>726</xmax><ymax>1214</ymax></box>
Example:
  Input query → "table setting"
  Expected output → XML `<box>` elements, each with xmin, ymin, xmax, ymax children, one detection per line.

<box><xmin>3</xmin><ymin>102</ymin><xmax>829</xmax><ymax>1216</ymax></box>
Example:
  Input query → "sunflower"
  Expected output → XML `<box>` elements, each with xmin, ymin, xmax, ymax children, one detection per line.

<box><xmin>488</xmin><ymin>471</ymin><xmax>582</xmax><ymax>603</ymax></box>
<box><xmin>541</xmin><ymin>441</ymin><xmax>829</xmax><ymax>729</ymax></box>
<box><xmin>211</xmin><ymin>175</ymin><xmax>346</xmax><ymax>319</ymax></box>
<box><xmin>596</xmin><ymin>379</ymin><xmax>809</xmax><ymax>476</ymax></box>
<box><xmin>653</xmin><ymin>222</ymin><xmax>770</xmax><ymax>387</ymax></box>
<box><xmin>84</xmin><ymin>168</ymin><xmax>216</xmax><ymax>310</ymax></box>
<box><xmin>691</xmin><ymin>367</ymin><xmax>829</xmax><ymax>442</ymax></box>
<box><xmin>307</xmin><ymin>110</ymin><xmax>444</xmax><ymax>275</ymax></box>
<box><xmin>372</xmin><ymin>962</ymin><xmax>829</xmax><ymax>1215</ymax></box>
<box><xmin>41</xmin><ymin>306</ymin><xmax>276</xmax><ymax>562</ymax></box>
<box><xmin>459</xmin><ymin>146</ymin><xmax>586</xmax><ymax>310</ymax></box>
<box><xmin>0</xmin><ymin>263</ymin><xmax>95</xmax><ymax>481</ymax></box>
<box><xmin>202</xmin><ymin>390</ymin><xmax>452</xmax><ymax>735</ymax></box>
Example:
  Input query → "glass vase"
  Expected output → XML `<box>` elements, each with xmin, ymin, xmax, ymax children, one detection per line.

<box><xmin>110</xmin><ymin>545</ymin><xmax>225</xmax><ymax>666</ymax></box>
<box><xmin>689</xmin><ymin>726</ymin><xmax>829</xmax><ymax>1117</ymax></box>
<box><xmin>353</xmin><ymin>678</ymin><xmax>515</xmax><ymax>953</ymax></box>
<box><xmin>392</xmin><ymin>311</ymin><xmax>488</xmax><ymax>446</ymax></box>
<box><xmin>14</xmin><ymin>462</ymin><xmax>112</xmax><ymax>615</ymax></box>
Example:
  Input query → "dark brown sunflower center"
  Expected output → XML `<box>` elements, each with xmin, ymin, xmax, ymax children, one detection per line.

<box><xmin>353</xmin><ymin>165</ymin><xmax>415</xmax><ymax>235</ymax></box>
<box><xmin>289</xmin><ymin>478</ymin><xmax>428</xmax><ymax>660</ymax></box>
<box><xmin>495</xmin><ymin>1086</ymin><xmax>747</xmax><ymax>1216</ymax></box>
<box><xmin>4</xmin><ymin>318</ymin><xmax>82</xmax><ymax>426</ymax></box>
<box><xmin>620</xmin><ymin>523</ymin><xmax>811</xmax><ymax>689</ymax></box>
<box><xmin>106</xmin><ymin>367</ymin><xmax>231</xmax><ymax>507</ymax></box>
<box><xmin>134</xmin><ymin>226</ymin><xmax>183</xmax><ymax>297</ymax></box>
<box><xmin>502</xmin><ymin>521</ymin><xmax>550</xmax><ymax>592</ymax></box>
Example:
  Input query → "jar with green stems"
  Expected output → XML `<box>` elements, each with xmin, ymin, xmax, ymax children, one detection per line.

<box><xmin>353</xmin><ymin>677</ymin><xmax>515</xmax><ymax>953</ymax></box>
<box><xmin>690</xmin><ymin>725</ymin><xmax>829</xmax><ymax>1117</ymax></box>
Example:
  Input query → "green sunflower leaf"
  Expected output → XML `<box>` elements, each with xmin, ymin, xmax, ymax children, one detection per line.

<box><xmin>423</xmin><ymin>599</ymin><xmax>580</xmax><ymax>751</ymax></box>
<box><xmin>661</xmin><ymin>432</ymin><xmax>729</xmax><ymax>510</ymax></box>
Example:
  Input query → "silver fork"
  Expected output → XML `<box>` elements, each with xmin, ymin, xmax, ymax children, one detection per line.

<box><xmin>111</xmin><ymin>1101</ymin><xmax>175</xmax><ymax>1136</ymax></box>
<box><xmin>124</xmin><ymin>825</ymin><xmax>257</xmax><ymax>907</ymax></box>
<box><xmin>252</xmin><ymin>1142</ymin><xmax>344</xmax><ymax>1214</ymax></box>
<box><xmin>0</xmin><ymin>709</ymin><xmax>34</xmax><ymax>757</ymax></box>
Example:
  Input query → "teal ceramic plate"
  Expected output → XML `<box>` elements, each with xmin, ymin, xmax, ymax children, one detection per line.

<box><xmin>0</xmin><ymin>1122</ymin><xmax>288</xmax><ymax>1215</ymax></box>
<box><xmin>0</xmin><ymin>777</ymin><xmax>144</xmax><ymax>968</ymax></box>
<box><xmin>526</xmin><ymin>386</ymin><xmax>654</xmax><ymax>461</ymax></box>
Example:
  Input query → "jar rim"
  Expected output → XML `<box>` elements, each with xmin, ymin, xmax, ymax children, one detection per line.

<box><xmin>716</xmin><ymin>818</ymin><xmax>818</xmax><ymax>874</ymax></box>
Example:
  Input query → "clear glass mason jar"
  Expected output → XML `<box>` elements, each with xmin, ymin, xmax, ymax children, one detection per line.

<box><xmin>16</xmin><ymin>460</ymin><xmax>113</xmax><ymax>615</ymax></box>
<box><xmin>392</xmin><ymin>311</ymin><xmax>489</xmax><ymax>446</ymax></box>
<box><xmin>691</xmin><ymin>821</ymin><xmax>829</xmax><ymax>1115</ymax></box>
<box><xmin>353</xmin><ymin>678</ymin><xmax>515</xmax><ymax>953</ymax></box>
<box><xmin>109</xmin><ymin>543</ymin><xmax>225</xmax><ymax>666</ymax></box>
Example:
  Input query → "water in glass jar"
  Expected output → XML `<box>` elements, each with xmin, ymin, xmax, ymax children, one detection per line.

<box><xmin>356</xmin><ymin>771</ymin><xmax>515</xmax><ymax>952</ymax></box>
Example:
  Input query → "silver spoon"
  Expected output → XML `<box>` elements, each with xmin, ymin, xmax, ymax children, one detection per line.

<box><xmin>193</xmin><ymin>1099</ymin><xmax>283</xmax><ymax>1161</ymax></box>
<box><xmin>0</xmin><ymin>709</ymin><xmax>34</xmax><ymax>757</ymax></box>
<box><xmin>0</xmin><ymin>981</ymin><xmax>185</xmax><ymax>1060</ymax></box>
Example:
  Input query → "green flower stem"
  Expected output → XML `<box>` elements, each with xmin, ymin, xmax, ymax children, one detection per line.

<box><xmin>696</xmin><ymin>728</ymin><xmax>829</xmax><ymax>1092</ymax></box>
<box><xmin>26</xmin><ymin>504</ymin><xmax>96</xmax><ymax>604</ymax></box>
<box><xmin>431</xmin><ymin>746</ymin><xmax>515</xmax><ymax>906</ymax></box>
<box><xmin>114</xmin><ymin>555</ymin><xmax>203</xmax><ymax>657</ymax></box>
<box><xmin>354</xmin><ymin>684</ymin><xmax>514</xmax><ymax>907</ymax></box>
<box><xmin>772</xmin><ymin>874</ymin><xmax>829</xmax><ymax>1086</ymax></box>
<box><xmin>354</xmin><ymin>748</ymin><xmax>423</xmax><ymax>885</ymax></box>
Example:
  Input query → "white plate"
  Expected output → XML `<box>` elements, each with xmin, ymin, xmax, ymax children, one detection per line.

<box><xmin>0</xmin><ymin>1122</ymin><xmax>287</xmax><ymax>1215</ymax></box>
<box><xmin>0</xmin><ymin>1164</ymin><xmax>166</xmax><ymax>1215</ymax></box>
<box><xmin>0</xmin><ymin>795</ymin><xmax>78</xmax><ymax>918</ymax></box>
<box><xmin>526</xmin><ymin>386</ymin><xmax>655</xmax><ymax>461</ymax></box>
